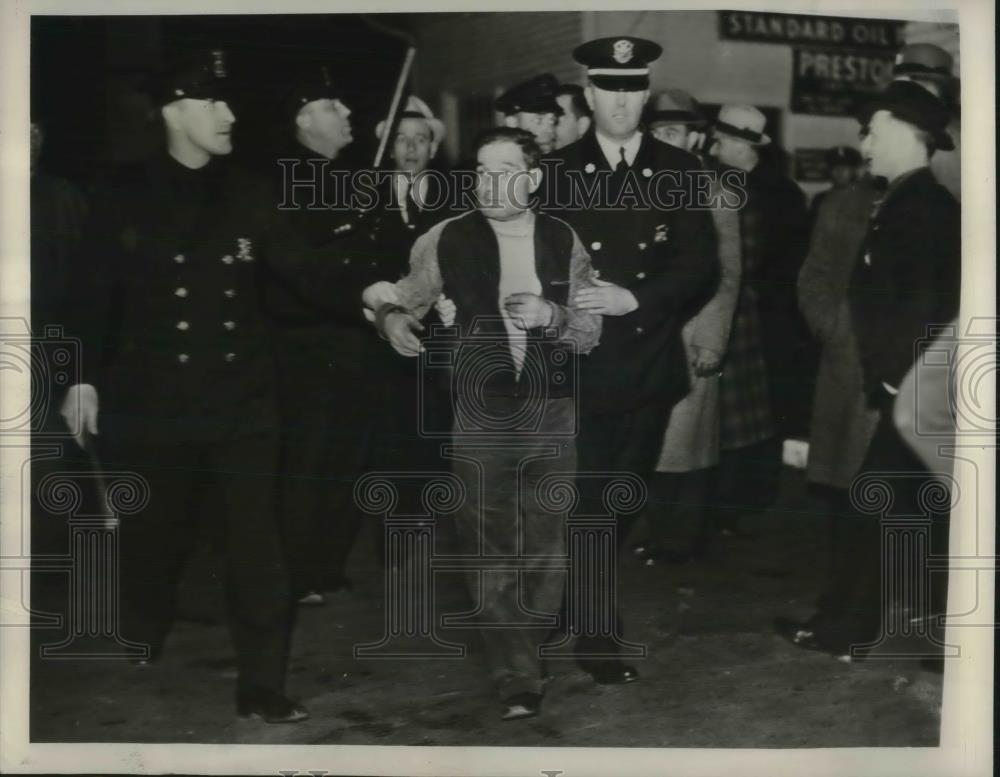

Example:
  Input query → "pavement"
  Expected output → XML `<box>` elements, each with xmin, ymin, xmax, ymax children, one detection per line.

<box><xmin>28</xmin><ymin>467</ymin><xmax>944</xmax><ymax>747</ymax></box>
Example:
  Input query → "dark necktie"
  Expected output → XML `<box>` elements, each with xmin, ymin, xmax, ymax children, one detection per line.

<box><xmin>616</xmin><ymin>146</ymin><xmax>628</xmax><ymax>173</ymax></box>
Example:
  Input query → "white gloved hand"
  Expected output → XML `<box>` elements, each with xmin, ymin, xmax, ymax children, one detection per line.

<box><xmin>60</xmin><ymin>383</ymin><xmax>99</xmax><ymax>449</ymax></box>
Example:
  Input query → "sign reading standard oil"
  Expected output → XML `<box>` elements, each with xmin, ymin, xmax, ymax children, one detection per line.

<box><xmin>719</xmin><ymin>11</ymin><xmax>905</xmax><ymax>50</ymax></box>
<box><xmin>791</xmin><ymin>47</ymin><xmax>895</xmax><ymax>116</ymax></box>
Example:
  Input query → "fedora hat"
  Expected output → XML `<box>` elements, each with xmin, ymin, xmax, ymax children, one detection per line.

<box><xmin>713</xmin><ymin>104</ymin><xmax>770</xmax><ymax>146</ymax></box>
<box><xmin>646</xmin><ymin>89</ymin><xmax>704</xmax><ymax>127</ymax></box>
<box><xmin>893</xmin><ymin>43</ymin><xmax>955</xmax><ymax>82</ymax></box>
<box><xmin>375</xmin><ymin>95</ymin><xmax>446</xmax><ymax>144</ymax></box>
<box><xmin>857</xmin><ymin>80</ymin><xmax>954</xmax><ymax>151</ymax></box>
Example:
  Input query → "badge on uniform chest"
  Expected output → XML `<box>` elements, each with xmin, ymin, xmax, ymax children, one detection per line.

<box><xmin>654</xmin><ymin>224</ymin><xmax>669</xmax><ymax>243</ymax></box>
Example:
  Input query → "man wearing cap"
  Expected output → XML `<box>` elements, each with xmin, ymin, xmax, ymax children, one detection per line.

<box><xmin>553</xmin><ymin>83</ymin><xmax>592</xmax><ymax>150</ymax></box>
<box><xmin>542</xmin><ymin>37</ymin><xmax>718</xmax><ymax>685</ymax></box>
<box><xmin>59</xmin><ymin>47</ymin><xmax>362</xmax><ymax>723</ymax></box>
<box><xmin>808</xmin><ymin>145</ymin><xmax>864</xmax><ymax>224</ymax></box>
<box><xmin>776</xmin><ymin>79</ymin><xmax>960</xmax><ymax>659</ymax></box>
<box><xmin>708</xmin><ymin>104</ymin><xmax>812</xmax><ymax>527</ymax></box>
<box><xmin>265</xmin><ymin>64</ymin><xmax>376</xmax><ymax>606</ymax></box>
<box><xmin>496</xmin><ymin>74</ymin><xmax>564</xmax><ymax>155</ymax></box>
<box><xmin>645</xmin><ymin>88</ymin><xmax>707</xmax><ymax>153</ymax></box>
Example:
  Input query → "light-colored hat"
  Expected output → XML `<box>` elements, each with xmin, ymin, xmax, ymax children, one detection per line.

<box><xmin>714</xmin><ymin>104</ymin><xmax>770</xmax><ymax>146</ymax></box>
<box><xmin>375</xmin><ymin>95</ymin><xmax>445</xmax><ymax>143</ymax></box>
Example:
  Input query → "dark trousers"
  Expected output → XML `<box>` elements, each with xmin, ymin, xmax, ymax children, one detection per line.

<box><xmin>274</xmin><ymin>326</ymin><xmax>372</xmax><ymax>595</ymax></box>
<box><xmin>449</xmin><ymin>396</ymin><xmax>575</xmax><ymax>701</ymax></box>
<box><xmin>812</xmin><ymin>402</ymin><xmax>949</xmax><ymax>652</ymax></box>
<box><xmin>114</xmin><ymin>433</ymin><xmax>292</xmax><ymax>694</ymax></box>
<box><xmin>572</xmin><ymin>402</ymin><xmax>673</xmax><ymax>662</ymax></box>
<box><xmin>711</xmin><ymin>437</ymin><xmax>782</xmax><ymax>529</ymax></box>
<box><xmin>644</xmin><ymin>469</ymin><xmax>713</xmax><ymax>556</ymax></box>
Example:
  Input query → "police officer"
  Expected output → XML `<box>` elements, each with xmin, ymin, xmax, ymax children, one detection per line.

<box><xmin>59</xmin><ymin>47</ymin><xmax>357</xmax><ymax>723</ymax></box>
<box><xmin>495</xmin><ymin>73</ymin><xmax>563</xmax><ymax>155</ymax></box>
<box><xmin>542</xmin><ymin>37</ymin><xmax>718</xmax><ymax>684</ymax></box>
<box><xmin>266</xmin><ymin>64</ymin><xmax>375</xmax><ymax>605</ymax></box>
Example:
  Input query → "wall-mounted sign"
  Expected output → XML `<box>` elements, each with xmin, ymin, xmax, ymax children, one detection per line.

<box><xmin>719</xmin><ymin>11</ymin><xmax>905</xmax><ymax>51</ymax></box>
<box><xmin>791</xmin><ymin>47</ymin><xmax>895</xmax><ymax>116</ymax></box>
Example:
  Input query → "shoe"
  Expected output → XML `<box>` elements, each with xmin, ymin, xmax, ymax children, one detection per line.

<box><xmin>297</xmin><ymin>591</ymin><xmax>325</xmax><ymax>606</ymax></box>
<box><xmin>237</xmin><ymin>687</ymin><xmax>309</xmax><ymax>724</ymax></box>
<box><xmin>500</xmin><ymin>692</ymin><xmax>541</xmax><ymax>721</ymax></box>
<box><xmin>584</xmin><ymin>661</ymin><xmax>639</xmax><ymax>685</ymax></box>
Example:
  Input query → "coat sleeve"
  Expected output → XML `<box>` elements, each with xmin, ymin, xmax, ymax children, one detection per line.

<box><xmin>688</xmin><ymin>190</ymin><xmax>741</xmax><ymax>355</ymax></box>
<box><xmin>546</xmin><ymin>227</ymin><xmax>602</xmax><ymax>355</ymax></box>
<box><xmin>797</xmin><ymin>193</ymin><xmax>848</xmax><ymax>344</ymax></box>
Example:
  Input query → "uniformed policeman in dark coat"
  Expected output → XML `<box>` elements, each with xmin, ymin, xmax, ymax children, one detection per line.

<box><xmin>541</xmin><ymin>37</ymin><xmax>719</xmax><ymax>684</ymax></box>
<box><xmin>495</xmin><ymin>74</ymin><xmax>564</xmax><ymax>155</ymax></box>
<box><xmin>59</xmin><ymin>47</ymin><xmax>362</xmax><ymax>723</ymax></box>
<box><xmin>775</xmin><ymin>79</ymin><xmax>960</xmax><ymax>659</ymax></box>
<box><xmin>264</xmin><ymin>65</ymin><xmax>378</xmax><ymax>605</ymax></box>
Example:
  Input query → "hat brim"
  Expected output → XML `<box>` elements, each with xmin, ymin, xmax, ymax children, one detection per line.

<box><xmin>712</xmin><ymin>125</ymin><xmax>770</xmax><ymax>146</ymax></box>
<box><xmin>375</xmin><ymin>116</ymin><xmax>446</xmax><ymax>143</ymax></box>
<box><xmin>647</xmin><ymin>110</ymin><xmax>703</xmax><ymax>127</ymax></box>
<box><xmin>857</xmin><ymin>98</ymin><xmax>955</xmax><ymax>152</ymax></box>
<box><xmin>589</xmin><ymin>74</ymin><xmax>650</xmax><ymax>92</ymax></box>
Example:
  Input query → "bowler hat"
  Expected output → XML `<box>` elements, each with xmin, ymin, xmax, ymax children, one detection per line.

<box><xmin>857</xmin><ymin>80</ymin><xmax>954</xmax><ymax>151</ymax></box>
<box><xmin>713</xmin><ymin>104</ymin><xmax>770</xmax><ymax>146</ymax></box>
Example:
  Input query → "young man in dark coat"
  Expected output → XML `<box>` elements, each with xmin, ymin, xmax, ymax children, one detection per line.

<box><xmin>776</xmin><ymin>79</ymin><xmax>960</xmax><ymax>659</ymax></box>
<box><xmin>541</xmin><ymin>36</ymin><xmax>719</xmax><ymax>684</ymax></box>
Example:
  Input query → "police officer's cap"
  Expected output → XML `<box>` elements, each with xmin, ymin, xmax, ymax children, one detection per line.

<box><xmin>857</xmin><ymin>80</ymin><xmax>954</xmax><ymax>151</ymax></box>
<box><xmin>155</xmin><ymin>46</ymin><xmax>232</xmax><ymax>107</ymax></box>
<box><xmin>825</xmin><ymin>145</ymin><xmax>863</xmax><ymax>168</ymax></box>
<box><xmin>573</xmin><ymin>36</ymin><xmax>662</xmax><ymax>92</ymax></box>
<box><xmin>285</xmin><ymin>64</ymin><xmax>341</xmax><ymax>118</ymax></box>
<box><xmin>495</xmin><ymin>74</ymin><xmax>563</xmax><ymax>117</ymax></box>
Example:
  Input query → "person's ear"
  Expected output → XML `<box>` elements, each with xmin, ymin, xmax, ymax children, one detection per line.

<box><xmin>641</xmin><ymin>90</ymin><xmax>650</xmax><ymax>106</ymax></box>
<box><xmin>429</xmin><ymin>140</ymin><xmax>440</xmax><ymax>158</ymax></box>
<box><xmin>503</xmin><ymin>115</ymin><xmax>518</xmax><ymax>129</ymax></box>
<box><xmin>584</xmin><ymin>84</ymin><xmax>596</xmax><ymax>112</ymax></box>
<box><xmin>527</xmin><ymin>167</ymin><xmax>542</xmax><ymax>194</ymax></box>
<box><xmin>295</xmin><ymin>107</ymin><xmax>311</xmax><ymax>133</ymax></box>
<box><xmin>578</xmin><ymin>115</ymin><xmax>592</xmax><ymax>136</ymax></box>
<box><xmin>161</xmin><ymin>103</ymin><xmax>180</xmax><ymax>131</ymax></box>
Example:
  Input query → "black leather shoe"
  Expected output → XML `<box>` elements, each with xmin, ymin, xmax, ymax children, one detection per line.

<box><xmin>585</xmin><ymin>661</ymin><xmax>639</xmax><ymax>685</ymax></box>
<box><xmin>500</xmin><ymin>692</ymin><xmax>541</xmax><ymax>721</ymax></box>
<box><xmin>237</xmin><ymin>687</ymin><xmax>309</xmax><ymax>724</ymax></box>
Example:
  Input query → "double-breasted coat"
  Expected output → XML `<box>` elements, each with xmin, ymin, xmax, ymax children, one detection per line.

<box><xmin>542</xmin><ymin>130</ymin><xmax>719</xmax><ymax>416</ymax></box>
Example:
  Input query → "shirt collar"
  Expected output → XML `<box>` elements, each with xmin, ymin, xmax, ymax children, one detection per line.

<box><xmin>594</xmin><ymin>130</ymin><xmax>643</xmax><ymax>169</ymax></box>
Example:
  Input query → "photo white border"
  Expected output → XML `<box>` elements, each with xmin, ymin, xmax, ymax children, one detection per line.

<box><xmin>1</xmin><ymin>0</ymin><xmax>993</xmax><ymax>774</ymax></box>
